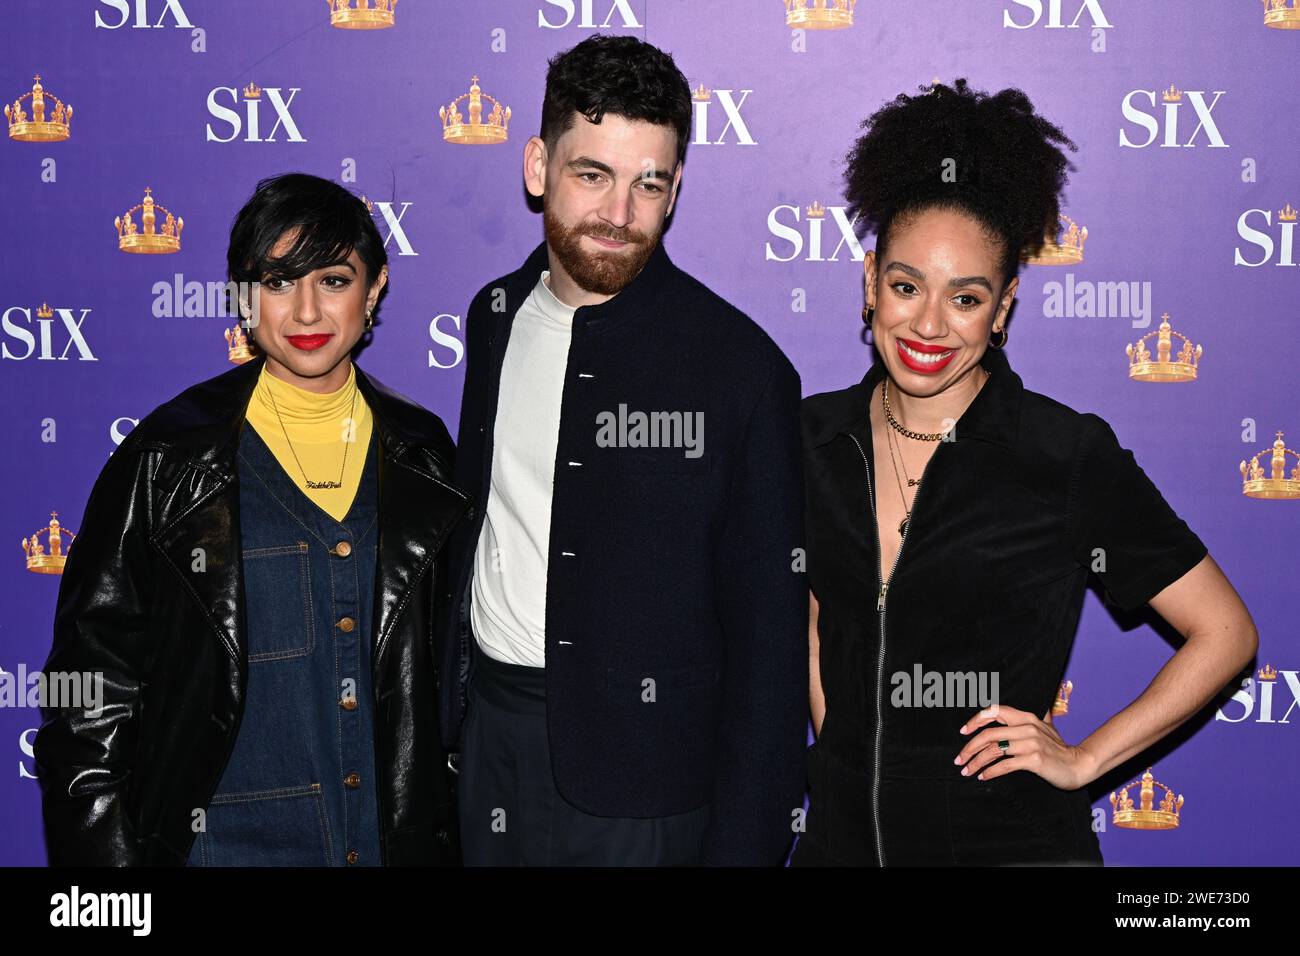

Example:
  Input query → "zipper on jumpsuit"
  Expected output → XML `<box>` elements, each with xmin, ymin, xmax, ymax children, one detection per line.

<box><xmin>848</xmin><ymin>431</ymin><xmax>943</xmax><ymax>867</ymax></box>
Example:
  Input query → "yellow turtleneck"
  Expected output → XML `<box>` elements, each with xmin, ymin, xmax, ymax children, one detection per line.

<box><xmin>245</xmin><ymin>361</ymin><xmax>375</xmax><ymax>522</ymax></box>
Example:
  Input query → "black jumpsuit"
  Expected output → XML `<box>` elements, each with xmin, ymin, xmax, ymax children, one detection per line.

<box><xmin>792</xmin><ymin>346</ymin><xmax>1207</xmax><ymax>866</ymax></box>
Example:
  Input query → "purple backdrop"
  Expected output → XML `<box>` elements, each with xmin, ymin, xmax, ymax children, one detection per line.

<box><xmin>3</xmin><ymin>0</ymin><xmax>1297</xmax><ymax>866</ymax></box>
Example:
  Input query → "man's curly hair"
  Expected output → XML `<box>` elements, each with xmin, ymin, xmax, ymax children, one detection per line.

<box><xmin>540</xmin><ymin>34</ymin><xmax>693</xmax><ymax>168</ymax></box>
<box><xmin>844</xmin><ymin>78</ymin><xmax>1078</xmax><ymax>289</ymax></box>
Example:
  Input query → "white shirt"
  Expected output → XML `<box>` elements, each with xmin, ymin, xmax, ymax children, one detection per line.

<box><xmin>470</xmin><ymin>271</ymin><xmax>576</xmax><ymax>667</ymax></box>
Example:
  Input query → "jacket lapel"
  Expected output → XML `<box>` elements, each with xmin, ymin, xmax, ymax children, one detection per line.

<box><xmin>354</xmin><ymin>366</ymin><xmax>470</xmax><ymax>667</ymax></box>
<box><xmin>153</xmin><ymin>464</ymin><xmax>245</xmax><ymax>667</ymax></box>
<box><xmin>150</xmin><ymin>359</ymin><xmax>260</xmax><ymax>669</ymax></box>
<box><xmin>150</xmin><ymin>356</ymin><xmax>468</xmax><ymax>672</ymax></box>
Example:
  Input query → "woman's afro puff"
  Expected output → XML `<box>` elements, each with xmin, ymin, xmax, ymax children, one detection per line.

<box><xmin>843</xmin><ymin>78</ymin><xmax>1078</xmax><ymax>283</ymax></box>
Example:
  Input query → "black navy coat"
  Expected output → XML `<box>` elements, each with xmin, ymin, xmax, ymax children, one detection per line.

<box><xmin>441</xmin><ymin>239</ymin><xmax>808</xmax><ymax>865</ymax></box>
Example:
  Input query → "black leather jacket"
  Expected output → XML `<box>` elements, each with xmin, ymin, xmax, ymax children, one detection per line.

<box><xmin>34</xmin><ymin>355</ymin><xmax>470</xmax><ymax>866</ymax></box>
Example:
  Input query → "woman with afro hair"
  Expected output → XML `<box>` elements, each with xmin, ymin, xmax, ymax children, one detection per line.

<box><xmin>795</xmin><ymin>79</ymin><xmax>1257</xmax><ymax>866</ymax></box>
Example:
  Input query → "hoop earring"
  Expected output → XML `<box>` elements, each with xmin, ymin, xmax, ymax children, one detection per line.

<box><xmin>364</xmin><ymin>308</ymin><xmax>374</xmax><ymax>332</ymax></box>
<box><xmin>989</xmin><ymin>327</ymin><xmax>1008</xmax><ymax>350</ymax></box>
<box><xmin>862</xmin><ymin>305</ymin><xmax>874</xmax><ymax>325</ymax></box>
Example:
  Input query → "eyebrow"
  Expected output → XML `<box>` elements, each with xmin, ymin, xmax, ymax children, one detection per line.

<box><xmin>883</xmin><ymin>260</ymin><xmax>993</xmax><ymax>293</ymax></box>
<box><xmin>566</xmin><ymin>156</ymin><xmax>672</xmax><ymax>183</ymax></box>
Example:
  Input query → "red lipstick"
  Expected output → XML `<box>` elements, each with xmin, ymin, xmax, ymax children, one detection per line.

<box><xmin>896</xmin><ymin>337</ymin><xmax>957</xmax><ymax>375</ymax></box>
<box><xmin>286</xmin><ymin>334</ymin><xmax>333</xmax><ymax>351</ymax></box>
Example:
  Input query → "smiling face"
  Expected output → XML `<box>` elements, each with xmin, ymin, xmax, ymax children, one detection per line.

<box><xmin>244</xmin><ymin>229</ymin><xmax>387</xmax><ymax>393</ymax></box>
<box><xmin>864</xmin><ymin>206</ymin><xmax>1018</xmax><ymax>394</ymax></box>
<box><xmin>524</xmin><ymin>111</ymin><xmax>682</xmax><ymax>302</ymax></box>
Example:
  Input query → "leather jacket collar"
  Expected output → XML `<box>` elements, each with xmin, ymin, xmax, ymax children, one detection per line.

<box><xmin>150</xmin><ymin>352</ymin><xmax>453</xmax><ymax>479</ymax></box>
<box><xmin>140</xmin><ymin>353</ymin><xmax>468</xmax><ymax>671</ymax></box>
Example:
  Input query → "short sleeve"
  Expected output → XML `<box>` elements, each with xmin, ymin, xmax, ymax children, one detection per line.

<box><xmin>1068</xmin><ymin>414</ymin><xmax>1208</xmax><ymax>612</ymax></box>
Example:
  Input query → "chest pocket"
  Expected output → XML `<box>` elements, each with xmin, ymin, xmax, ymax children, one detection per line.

<box><xmin>242</xmin><ymin>542</ymin><xmax>315</xmax><ymax>662</ymax></box>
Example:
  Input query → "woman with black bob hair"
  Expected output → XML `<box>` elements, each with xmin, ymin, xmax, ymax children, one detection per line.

<box><xmin>36</xmin><ymin>172</ymin><xmax>469</xmax><ymax>866</ymax></box>
<box><xmin>795</xmin><ymin>80</ymin><xmax>1257</xmax><ymax>866</ymax></box>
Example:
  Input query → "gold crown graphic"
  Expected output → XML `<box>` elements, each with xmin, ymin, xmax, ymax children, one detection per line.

<box><xmin>226</xmin><ymin>323</ymin><xmax>258</xmax><ymax>365</ymax></box>
<box><xmin>1258</xmin><ymin>663</ymin><xmax>1278</xmax><ymax>681</ymax></box>
<box><xmin>1161</xmin><ymin>83</ymin><xmax>1182</xmax><ymax>103</ymax></box>
<box><xmin>440</xmin><ymin>76</ymin><xmax>510</xmax><ymax>145</ymax></box>
<box><xmin>242</xmin><ymin>82</ymin><xmax>261</xmax><ymax>99</ymax></box>
<box><xmin>1240</xmin><ymin>431</ymin><xmax>1300</xmax><ymax>499</ymax></box>
<box><xmin>327</xmin><ymin>0</ymin><xmax>397</xmax><ymax>29</ymax></box>
<box><xmin>36</xmin><ymin>302</ymin><xmax>53</xmax><ymax>319</ymax></box>
<box><xmin>1024</xmin><ymin>213</ymin><xmax>1088</xmax><ymax>265</ymax></box>
<box><xmin>1279</xmin><ymin>203</ymin><xmax>1297</xmax><ymax>222</ymax></box>
<box><xmin>1052</xmin><ymin>679</ymin><xmax>1073</xmax><ymax>716</ymax></box>
<box><xmin>692</xmin><ymin>84</ymin><xmax>712</xmax><ymax>101</ymax></box>
<box><xmin>115</xmin><ymin>187</ymin><xmax>183</xmax><ymax>255</ymax></box>
<box><xmin>1125</xmin><ymin>313</ymin><xmax>1202</xmax><ymax>382</ymax></box>
<box><xmin>784</xmin><ymin>0</ymin><xmax>857</xmax><ymax>29</ymax></box>
<box><xmin>805</xmin><ymin>201</ymin><xmax>826</xmax><ymax>218</ymax></box>
<box><xmin>1110</xmin><ymin>768</ymin><xmax>1184</xmax><ymax>830</ymax></box>
<box><xmin>22</xmin><ymin>511</ymin><xmax>76</xmax><ymax>574</ymax></box>
<box><xmin>6</xmin><ymin>75</ymin><xmax>72</xmax><ymax>142</ymax></box>
<box><xmin>1262</xmin><ymin>0</ymin><xmax>1300</xmax><ymax>29</ymax></box>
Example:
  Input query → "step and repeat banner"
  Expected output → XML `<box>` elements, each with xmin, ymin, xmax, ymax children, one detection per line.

<box><xmin>2</xmin><ymin>1</ymin><xmax>1296</xmax><ymax>866</ymax></box>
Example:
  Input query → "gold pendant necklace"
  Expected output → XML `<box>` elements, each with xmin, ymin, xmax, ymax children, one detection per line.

<box><xmin>882</xmin><ymin>381</ymin><xmax>926</xmax><ymax>535</ymax></box>
<box><xmin>884</xmin><ymin>415</ymin><xmax>917</xmax><ymax>536</ymax></box>
<box><xmin>881</xmin><ymin>367</ymin><xmax>990</xmax><ymax>534</ymax></box>
<box><xmin>265</xmin><ymin>376</ymin><xmax>357</xmax><ymax>490</ymax></box>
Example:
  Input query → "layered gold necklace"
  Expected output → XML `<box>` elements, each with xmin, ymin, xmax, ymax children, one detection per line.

<box><xmin>881</xmin><ymin>369</ymin><xmax>989</xmax><ymax>534</ymax></box>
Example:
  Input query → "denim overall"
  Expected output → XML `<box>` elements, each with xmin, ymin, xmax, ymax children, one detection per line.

<box><xmin>187</xmin><ymin>420</ymin><xmax>383</xmax><ymax>866</ymax></box>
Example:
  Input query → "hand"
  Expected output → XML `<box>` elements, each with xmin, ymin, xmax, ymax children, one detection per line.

<box><xmin>955</xmin><ymin>703</ymin><xmax>1095</xmax><ymax>790</ymax></box>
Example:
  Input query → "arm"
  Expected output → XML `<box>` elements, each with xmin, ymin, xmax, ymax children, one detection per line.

<box><xmin>961</xmin><ymin>554</ymin><xmax>1257</xmax><ymax>788</ymax></box>
<box><xmin>959</xmin><ymin>415</ymin><xmax>1257</xmax><ymax>787</ymax></box>
<box><xmin>1072</xmin><ymin>553</ymin><xmax>1257</xmax><ymax>783</ymax></box>
<box><xmin>705</xmin><ymin>357</ymin><xmax>809</xmax><ymax>866</ymax></box>
<box><xmin>438</xmin><ymin>286</ymin><xmax>493</xmax><ymax>751</ymax></box>
<box><xmin>810</xmin><ymin>590</ymin><xmax>825</xmax><ymax>738</ymax></box>
<box><xmin>34</xmin><ymin>439</ymin><xmax>156</xmax><ymax>866</ymax></box>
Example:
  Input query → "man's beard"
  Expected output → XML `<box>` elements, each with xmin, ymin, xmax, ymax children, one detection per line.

<box><xmin>543</xmin><ymin>206</ymin><xmax>659</xmax><ymax>296</ymax></box>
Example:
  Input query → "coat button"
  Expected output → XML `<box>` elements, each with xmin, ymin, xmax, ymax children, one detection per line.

<box><xmin>345</xmin><ymin>773</ymin><xmax>361</xmax><ymax>788</ymax></box>
<box><xmin>435</xmin><ymin>828</ymin><xmax>449</xmax><ymax>846</ymax></box>
<box><xmin>333</xmin><ymin>540</ymin><xmax>352</xmax><ymax>557</ymax></box>
<box><xmin>346</xmin><ymin>850</ymin><xmax>359</xmax><ymax>865</ymax></box>
<box><xmin>337</xmin><ymin>616</ymin><xmax>356</xmax><ymax>633</ymax></box>
<box><xmin>340</xmin><ymin>696</ymin><xmax>357</xmax><ymax>711</ymax></box>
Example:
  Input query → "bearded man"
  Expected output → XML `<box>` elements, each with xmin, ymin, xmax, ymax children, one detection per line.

<box><xmin>441</xmin><ymin>34</ymin><xmax>807</xmax><ymax>866</ymax></box>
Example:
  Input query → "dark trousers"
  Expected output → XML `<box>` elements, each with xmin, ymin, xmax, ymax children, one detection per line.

<box><xmin>458</xmin><ymin>648</ymin><xmax>711</xmax><ymax>866</ymax></box>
